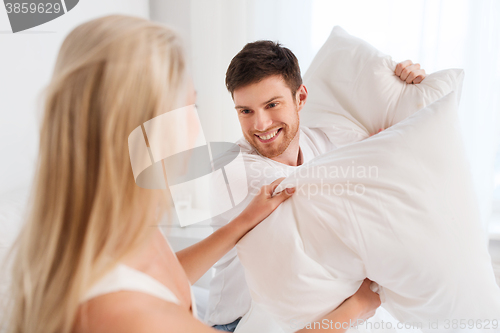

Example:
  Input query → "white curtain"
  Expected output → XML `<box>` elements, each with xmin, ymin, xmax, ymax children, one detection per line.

<box><xmin>151</xmin><ymin>0</ymin><xmax>500</xmax><ymax>233</ymax></box>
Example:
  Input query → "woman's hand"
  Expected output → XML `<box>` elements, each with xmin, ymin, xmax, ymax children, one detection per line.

<box><xmin>395</xmin><ymin>60</ymin><xmax>426</xmax><ymax>84</ymax></box>
<box><xmin>341</xmin><ymin>278</ymin><xmax>382</xmax><ymax>321</ymax></box>
<box><xmin>175</xmin><ymin>178</ymin><xmax>294</xmax><ymax>285</ymax></box>
<box><xmin>239</xmin><ymin>177</ymin><xmax>295</xmax><ymax>230</ymax></box>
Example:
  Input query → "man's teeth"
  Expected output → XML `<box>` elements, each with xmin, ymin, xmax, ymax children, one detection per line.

<box><xmin>258</xmin><ymin>129</ymin><xmax>279</xmax><ymax>140</ymax></box>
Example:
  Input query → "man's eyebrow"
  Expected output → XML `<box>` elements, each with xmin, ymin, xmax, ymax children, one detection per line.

<box><xmin>234</xmin><ymin>96</ymin><xmax>283</xmax><ymax>110</ymax></box>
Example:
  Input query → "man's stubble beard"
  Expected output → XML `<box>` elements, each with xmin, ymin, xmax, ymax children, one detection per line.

<box><xmin>246</xmin><ymin>111</ymin><xmax>300</xmax><ymax>159</ymax></box>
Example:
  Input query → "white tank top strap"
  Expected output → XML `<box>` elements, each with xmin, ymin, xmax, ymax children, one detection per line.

<box><xmin>81</xmin><ymin>263</ymin><xmax>180</xmax><ymax>304</ymax></box>
<box><xmin>80</xmin><ymin>263</ymin><xmax>198</xmax><ymax>318</ymax></box>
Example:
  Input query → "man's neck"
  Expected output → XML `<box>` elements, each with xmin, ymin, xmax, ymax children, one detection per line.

<box><xmin>270</xmin><ymin>131</ymin><xmax>302</xmax><ymax>167</ymax></box>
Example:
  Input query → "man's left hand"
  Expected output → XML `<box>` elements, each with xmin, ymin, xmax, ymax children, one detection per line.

<box><xmin>395</xmin><ymin>60</ymin><xmax>426</xmax><ymax>84</ymax></box>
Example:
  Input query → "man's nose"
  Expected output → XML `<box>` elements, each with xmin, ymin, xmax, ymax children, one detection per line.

<box><xmin>254</xmin><ymin>111</ymin><xmax>273</xmax><ymax>132</ymax></box>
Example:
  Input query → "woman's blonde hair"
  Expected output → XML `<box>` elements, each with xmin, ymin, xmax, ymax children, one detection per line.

<box><xmin>4</xmin><ymin>15</ymin><xmax>187</xmax><ymax>333</ymax></box>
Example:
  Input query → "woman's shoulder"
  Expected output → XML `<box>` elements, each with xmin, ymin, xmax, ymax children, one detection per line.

<box><xmin>73</xmin><ymin>290</ymin><xmax>210</xmax><ymax>333</ymax></box>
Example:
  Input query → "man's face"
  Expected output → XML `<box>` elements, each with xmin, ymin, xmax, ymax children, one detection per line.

<box><xmin>233</xmin><ymin>75</ymin><xmax>302</xmax><ymax>159</ymax></box>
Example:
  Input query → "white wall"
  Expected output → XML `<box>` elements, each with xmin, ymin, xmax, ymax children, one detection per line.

<box><xmin>0</xmin><ymin>0</ymin><xmax>150</xmax><ymax>196</ymax></box>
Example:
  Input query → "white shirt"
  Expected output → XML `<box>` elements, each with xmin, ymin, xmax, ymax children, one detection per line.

<box><xmin>204</xmin><ymin>126</ymin><xmax>337</xmax><ymax>326</ymax></box>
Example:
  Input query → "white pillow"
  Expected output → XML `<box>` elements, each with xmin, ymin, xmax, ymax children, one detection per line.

<box><xmin>300</xmin><ymin>26</ymin><xmax>464</xmax><ymax>147</ymax></box>
<box><xmin>237</xmin><ymin>92</ymin><xmax>500</xmax><ymax>332</ymax></box>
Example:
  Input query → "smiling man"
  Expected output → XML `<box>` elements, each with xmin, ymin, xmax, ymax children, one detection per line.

<box><xmin>204</xmin><ymin>41</ymin><xmax>426</xmax><ymax>332</ymax></box>
<box><xmin>233</xmin><ymin>74</ymin><xmax>304</xmax><ymax>166</ymax></box>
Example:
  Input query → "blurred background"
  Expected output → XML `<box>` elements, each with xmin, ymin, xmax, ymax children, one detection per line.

<box><xmin>1</xmin><ymin>0</ymin><xmax>499</xmax><ymax>295</ymax></box>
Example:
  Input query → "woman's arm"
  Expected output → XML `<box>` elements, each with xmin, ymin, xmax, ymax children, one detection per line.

<box><xmin>296</xmin><ymin>279</ymin><xmax>381</xmax><ymax>332</ymax></box>
<box><xmin>176</xmin><ymin>178</ymin><xmax>295</xmax><ymax>284</ymax></box>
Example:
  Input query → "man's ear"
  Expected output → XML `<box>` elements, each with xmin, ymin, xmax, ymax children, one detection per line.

<box><xmin>295</xmin><ymin>84</ymin><xmax>308</xmax><ymax>112</ymax></box>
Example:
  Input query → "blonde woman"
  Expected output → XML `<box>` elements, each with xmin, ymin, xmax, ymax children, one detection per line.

<box><xmin>4</xmin><ymin>15</ymin><xmax>380</xmax><ymax>333</ymax></box>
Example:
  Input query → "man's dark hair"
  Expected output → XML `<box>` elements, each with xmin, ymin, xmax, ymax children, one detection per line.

<box><xmin>225</xmin><ymin>40</ymin><xmax>302</xmax><ymax>98</ymax></box>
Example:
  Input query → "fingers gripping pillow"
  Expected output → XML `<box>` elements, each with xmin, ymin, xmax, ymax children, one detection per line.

<box><xmin>300</xmin><ymin>26</ymin><xmax>464</xmax><ymax>147</ymax></box>
<box><xmin>236</xmin><ymin>93</ymin><xmax>500</xmax><ymax>332</ymax></box>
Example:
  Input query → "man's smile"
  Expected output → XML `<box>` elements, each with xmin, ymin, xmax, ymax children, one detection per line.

<box><xmin>255</xmin><ymin>128</ymin><xmax>283</xmax><ymax>143</ymax></box>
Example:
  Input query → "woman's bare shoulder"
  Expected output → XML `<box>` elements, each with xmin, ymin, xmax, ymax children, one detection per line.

<box><xmin>73</xmin><ymin>291</ymin><xmax>216</xmax><ymax>333</ymax></box>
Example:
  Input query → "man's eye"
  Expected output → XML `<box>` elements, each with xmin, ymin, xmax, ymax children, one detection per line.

<box><xmin>268</xmin><ymin>102</ymin><xmax>277</xmax><ymax>108</ymax></box>
<box><xmin>241</xmin><ymin>109</ymin><xmax>251</xmax><ymax>114</ymax></box>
